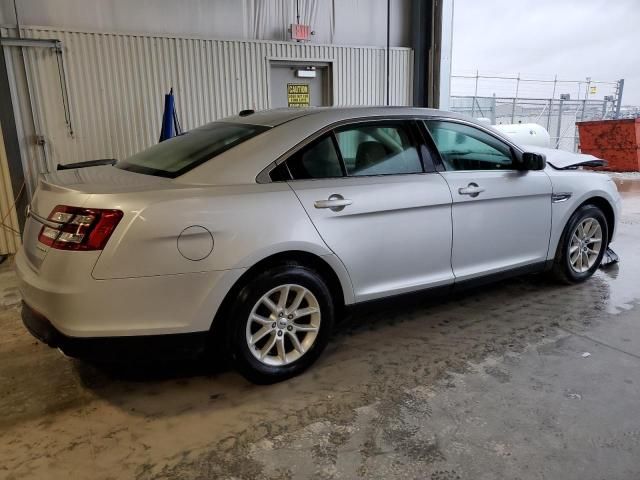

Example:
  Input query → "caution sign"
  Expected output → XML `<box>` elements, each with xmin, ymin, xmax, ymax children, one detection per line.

<box><xmin>287</xmin><ymin>83</ymin><xmax>310</xmax><ymax>108</ymax></box>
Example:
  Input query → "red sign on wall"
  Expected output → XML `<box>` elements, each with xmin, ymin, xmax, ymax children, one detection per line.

<box><xmin>291</xmin><ymin>23</ymin><xmax>311</xmax><ymax>41</ymax></box>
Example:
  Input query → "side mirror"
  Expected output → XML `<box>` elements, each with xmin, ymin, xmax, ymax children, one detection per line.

<box><xmin>518</xmin><ymin>152</ymin><xmax>546</xmax><ymax>171</ymax></box>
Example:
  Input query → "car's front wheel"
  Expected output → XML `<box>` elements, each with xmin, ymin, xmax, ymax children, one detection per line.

<box><xmin>229</xmin><ymin>262</ymin><xmax>334</xmax><ymax>384</ymax></box>
<box><xmin>551</xmin><ymin>204</ymin><xmax>608</xmax><ymax>284</ymax></box>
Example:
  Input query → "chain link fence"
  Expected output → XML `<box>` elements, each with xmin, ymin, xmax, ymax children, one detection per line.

<box><xmin>449</xmin><ymin>74</ymin><xmax>624</xmax><ymax>152</ymax></box>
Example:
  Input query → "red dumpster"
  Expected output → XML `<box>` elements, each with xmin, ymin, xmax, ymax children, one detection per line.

<box><xmin>576</xmin><ymin>118</ymin><xmax>640</xmax><ymax>171</ymax></box>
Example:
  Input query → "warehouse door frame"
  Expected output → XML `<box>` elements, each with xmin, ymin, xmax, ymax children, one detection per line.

<box><xmin>267</xmin><ymin>58</ymin><xmax>334</xmax><ymax>109</ymax></box>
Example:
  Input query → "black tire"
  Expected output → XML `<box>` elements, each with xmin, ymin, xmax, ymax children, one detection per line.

<box><xmin>228</xmin><ymin>262</ymin><xmax>334</xmax><ymax>384</ymax></box>
<box><xmin>551</xmin><ymin>204</ymin><xmax>608</xmax><ymax>284</ymax></box>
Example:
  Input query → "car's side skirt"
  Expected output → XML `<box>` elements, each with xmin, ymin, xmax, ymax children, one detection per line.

<box><xmin>346</xmin><ymin>260</ymin><xmax>551</xmax><ymax>317</ymax></box>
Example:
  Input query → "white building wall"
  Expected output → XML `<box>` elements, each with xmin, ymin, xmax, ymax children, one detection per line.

<box><xmin>2</xmin><ymin>25</ymin><xmax>413</xmax><ymax>193</ymax></box>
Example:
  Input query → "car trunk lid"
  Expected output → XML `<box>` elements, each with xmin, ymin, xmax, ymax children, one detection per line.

<box><xmin>23</xmin><ymin>166</ymin><xmax>170</xmax><ymax>271</ymax></box>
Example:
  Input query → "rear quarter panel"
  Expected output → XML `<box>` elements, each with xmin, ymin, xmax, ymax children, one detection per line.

<box><xmin>89</xmin><ymin>183</ymin><xmax>341</xmax><ymax>279</ymax></box>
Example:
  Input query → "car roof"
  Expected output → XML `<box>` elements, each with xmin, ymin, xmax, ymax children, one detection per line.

<box><xmin>227</xmin><ymin>108</ymin><xmax>315</xmax><ymax>127</ymax></box>
<box><xmin>224</xmin><ymin>106</ymin><xmax>468</xmax><ymax>127</ymax></box>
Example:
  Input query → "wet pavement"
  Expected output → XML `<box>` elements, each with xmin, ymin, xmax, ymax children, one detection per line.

<box><xmin>1</xmin><ymin>175</ymin><xmax>639</xmax><ymax>480</ymax></box>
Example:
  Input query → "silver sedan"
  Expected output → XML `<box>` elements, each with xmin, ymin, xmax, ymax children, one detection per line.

<box><xmin>16</xmin><ymin>107</ymin><xmax>621</xmax><ymax>383</ymax></box>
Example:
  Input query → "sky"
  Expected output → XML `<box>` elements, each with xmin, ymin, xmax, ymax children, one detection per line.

<box><xmin>451</xmin><ymin>0</ymin><xmax>640</xmax><ymax>105</ymax></box>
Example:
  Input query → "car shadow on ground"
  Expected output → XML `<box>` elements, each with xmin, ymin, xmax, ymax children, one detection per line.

<box><xmin>75</xmin><ymin>272</ymin><xmax>552</xmax><ymax>382</ymax></box>
<box><xmin>23</xmin><ymin>254</ymin><xmax>618</xmax><ymax>448</ymax></box>
<box><xmin>0</xmin><ymin>266</ymin><xmax>604</xmax><ymax>438</ymax></box>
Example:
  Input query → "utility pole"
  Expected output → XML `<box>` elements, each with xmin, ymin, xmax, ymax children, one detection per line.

<box><xmin>556</xmin><ymin>98</ymin><xmax>563</xmax><ymax>149</ymax></box>
<box><xmin>490</xmin><ymin>93</ymin><xmax>496</xmax><ymax>125</ymax></box>
<box><xmin>585</xmin><ymin>76</ymin><xmax>591</xmax><ymax>100</ymax></box>
<box><xmin>471</xmin><ymin>70</ymin><xmax>479</xmax><ymax>117</ymax></box>
<box><xmin>511</xmin><ymin>73</ymin><xmax>520</xmax><ymax>123</ymax></box>
<box><xmin>556</xmin><ymin>94</ymin><xmax>570</xmax><ymax>149</ymax></box>
<box><xmin>547</xmin><ymin>74</ymin><xmax>557</xmax><ymax>132</ymax></box>
<box><xmin>615</xmin><ymin>79</ymin><xmax>625</xmax><ymax>118</ymax></box>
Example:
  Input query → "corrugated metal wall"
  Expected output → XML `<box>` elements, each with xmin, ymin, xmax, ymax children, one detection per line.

<box><xmin>0</xmin><ymin>123</ymin><xmax>21</xmax><ymax>254</ymax></box>
<box><xmin>2</xmin><ymin>26</ymin><xmax>413</xmax><ymax>195</ymax></box>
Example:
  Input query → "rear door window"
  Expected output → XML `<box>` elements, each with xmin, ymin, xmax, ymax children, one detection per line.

<box><xmin>334</xmin><ymin>122</ymin><xmax>423</xmax><ymax>176</ymax></box>
<box><xmin>281</xmin><ymin>135</ymin><xmax>345</xmax><ymax>180</ymax></box>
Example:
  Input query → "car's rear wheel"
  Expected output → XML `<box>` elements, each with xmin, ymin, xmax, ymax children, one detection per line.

<box><xmin>229</xmin><ymin>263</ymin><xmax>334</xmax><ymax>384</ymax></box>
<box><xmin>551</xmin><ymin>204</ymin><xmax>608</xmax><ymax>284</ymax></box>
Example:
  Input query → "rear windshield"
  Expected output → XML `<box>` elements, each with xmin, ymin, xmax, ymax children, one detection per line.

<box><xmin>116</xmin><ymin>122</ymin><xmax>269</xmax><ymax>178</ymax></box>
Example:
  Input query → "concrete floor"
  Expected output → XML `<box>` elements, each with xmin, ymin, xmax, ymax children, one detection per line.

<box><xmin>1</xmin><ymin>176</ymin><xmax>640</xmax><ymax>480</ymax></box>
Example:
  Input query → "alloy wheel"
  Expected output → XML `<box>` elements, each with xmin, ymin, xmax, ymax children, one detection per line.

<box><xmin>246</xmin><ymin>284</ymin><xmax>321</xmax><ymax>367</ymax></box>
<box><xmin>569</xmin><ymin>217</ymin><xmax>603</xmax><ymax>273</ymax></box>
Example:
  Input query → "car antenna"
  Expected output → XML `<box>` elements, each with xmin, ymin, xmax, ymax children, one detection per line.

<box><xmin>239</xmin><ymin>109</ymin><xmax>255</xmax><ymax>117</ymax></box>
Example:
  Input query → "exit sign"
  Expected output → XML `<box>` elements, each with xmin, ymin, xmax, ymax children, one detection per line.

<box><xmin>291</xmin><ymin>23</ymin><xmax>311</xmax><ymax>41</ymax></box>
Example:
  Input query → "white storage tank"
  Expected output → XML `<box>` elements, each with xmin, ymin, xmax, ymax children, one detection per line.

<box><xmin>494</xmin><ymin>123</ymin><xmax>551</xmax><ymax>148</ymax></box>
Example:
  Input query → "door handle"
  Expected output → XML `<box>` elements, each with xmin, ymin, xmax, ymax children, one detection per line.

<box><xmin>458</xmin><ymin>183</ymin><xmax>485</xmax><ymax>198</ymax></box>
<box><xmin>314</xmin><ymin>194</ymin><xmax>353</xmax><ymax>212</ymax></box>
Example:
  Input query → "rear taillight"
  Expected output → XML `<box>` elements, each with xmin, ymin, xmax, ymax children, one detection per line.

<box><xmin>38</xmin><ymin>205</ymin><xmax>123</xmax><ymax>251</ymax></box>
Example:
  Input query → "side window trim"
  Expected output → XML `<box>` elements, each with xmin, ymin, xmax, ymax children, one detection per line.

<box><xmin>413</xmin><ymin>119</ymin><xmax>442</xmax><ymax>172</ymax></box>
<box><xmin>283</xmin><ymin>161</ymin><xmax>293</xmax><ymax>181</ymax></box>
<box><xmin>405</xmin><ymin>120</ymin><xmax>432</xmax><ymax>173</ymax></box>
<box><xmin>329</xmin><ymin>131</ymin><xmax>348</xmax><ymax>177</ymax></box>
<box><xmin>423</xmin><ymin>118</ymin><xmax>519</xmax><ymax>172</ymax></box>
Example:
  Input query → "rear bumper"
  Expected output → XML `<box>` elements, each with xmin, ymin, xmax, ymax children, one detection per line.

<box><xmin>21</xmin><ymin>301</ymin><xmax>208</xmax><ymax>360</ymax></box>
<box><xmin>15</xmin><ymin>247</ymin><xmax>246</xmax><ymax>338</ymax></box>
